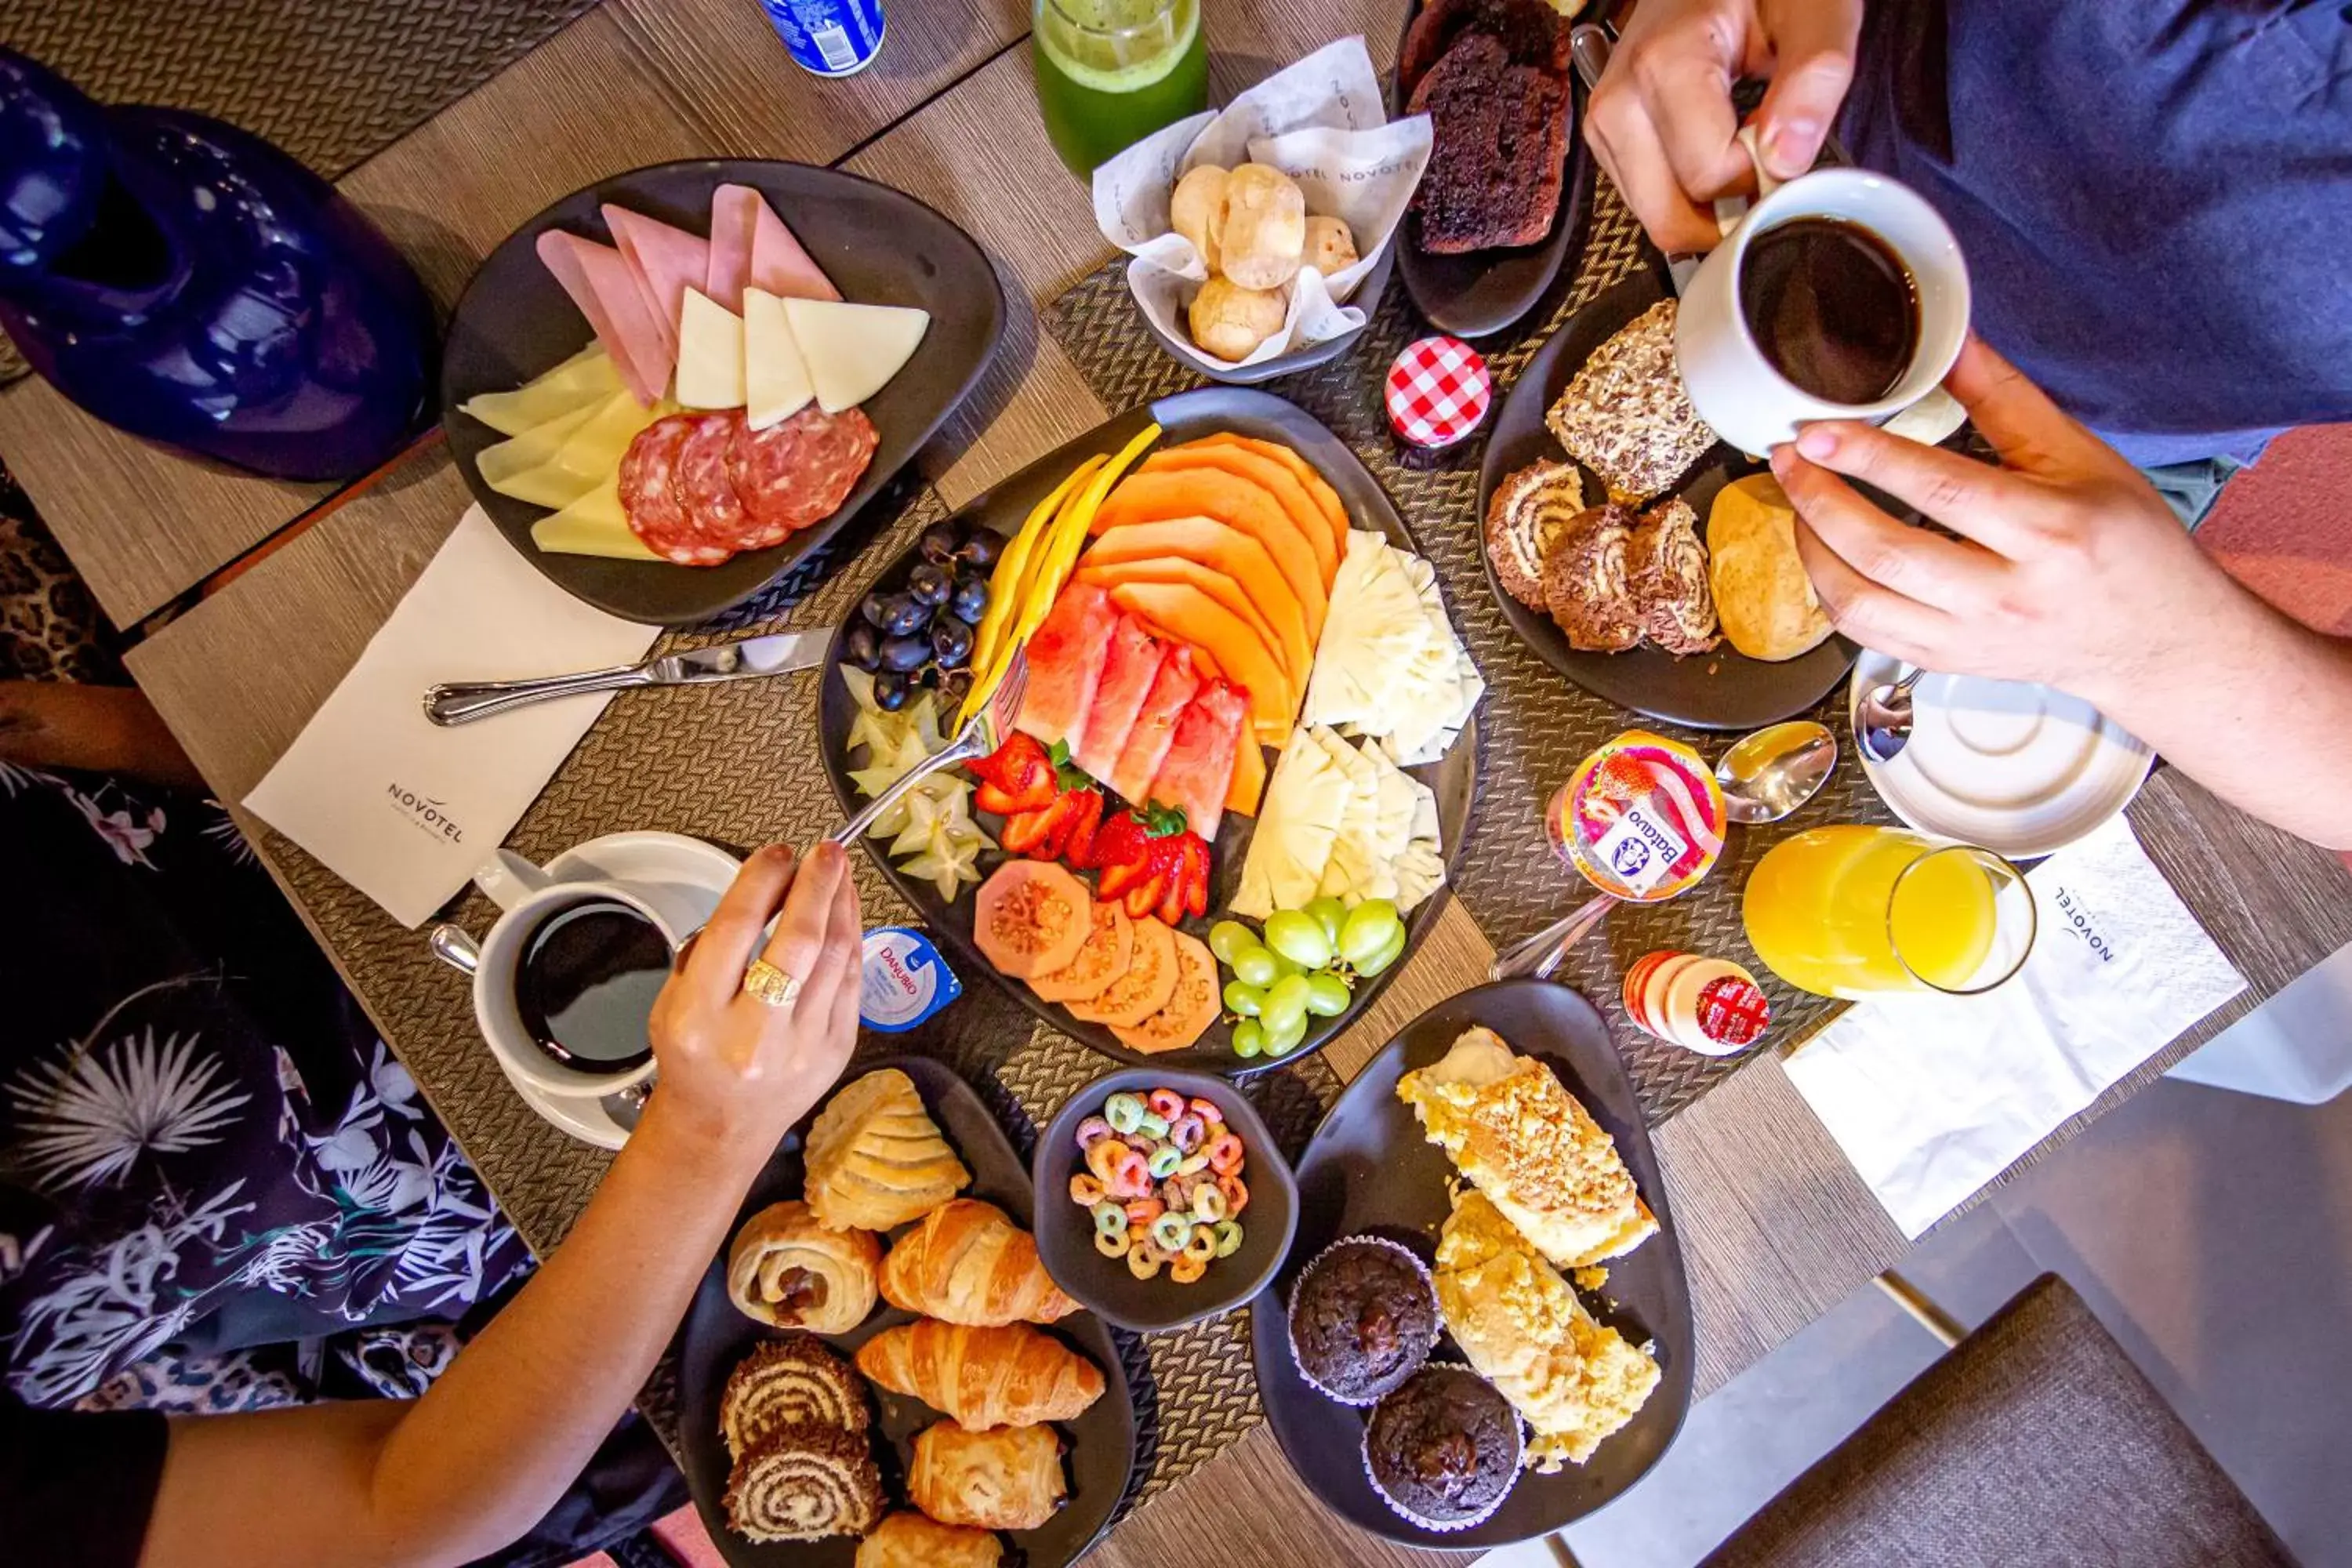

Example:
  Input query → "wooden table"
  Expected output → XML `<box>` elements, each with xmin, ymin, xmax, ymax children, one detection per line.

<box><xmin>9</xmin><ymin>2</ymin><xmax>2346</xmax><ymax>1563</ymax></box>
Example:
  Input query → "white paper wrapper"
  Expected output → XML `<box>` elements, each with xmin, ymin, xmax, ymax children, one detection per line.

<box><xmin>1091</xmin><ymin>37</ymin><xmax>1432</xmax><ymax>372</ymax></box>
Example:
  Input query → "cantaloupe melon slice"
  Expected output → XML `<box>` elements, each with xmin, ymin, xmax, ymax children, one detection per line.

<box><xmin>1091</xmin><ymin>470</ymin><xmax>1328</xmax><ymax>642</ymax></box>
<box><xmin>1075</xmin><ymin>516</ymin><xmax>1312</xmax><ymax>681</ymax></box>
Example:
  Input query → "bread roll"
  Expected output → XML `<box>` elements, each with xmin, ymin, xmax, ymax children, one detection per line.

<box><xmin>1170</xmin><ymin>165</ymin><xmax>1229</xmax><ymax>274</ymax></box>
<box><xmin>1189</xmin><ymin>278</ymin><xmax>1287</xmax><ymax>362</ymax></box>
<box><xmin>1218</xmin><ymin>164</ymin><xmax>1306</xmax><ymax>289</ymax></box>
<box><xmin>1706</xmin><ymin>474</ymin><xmax>1833</xmax><ymax>661</ymax></box>
<box><xmin>1301</xmin><ymin>215</ymin><xmax>1359</xmax><ymax>277</ymax></box>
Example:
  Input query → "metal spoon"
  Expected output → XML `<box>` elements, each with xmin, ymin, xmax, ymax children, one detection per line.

<box><xmin>1490</xmin><ymin>721</ymin><xmax>1840</xmax><ymax>981</ymax></box>
<box><xmin>1858</xmin><ymin>668</ymin><xmax>1928</xmax><ymax>764</ymax></box>
<box><xmin>1718</xmin><ymin>720</ymin><xmax>1838</xmax><ymax>824</ymax></box>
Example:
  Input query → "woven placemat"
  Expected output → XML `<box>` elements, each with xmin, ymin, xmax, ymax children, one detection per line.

<box><xmin>253</xmin><ymin>477</ymin><xmax>1340</xmax><ymax>1504</ymax></box>
<box><xmin>1043</xmin><ymin>184</ymin><xmax>1900</xmax><ymax>1125</ymax></box>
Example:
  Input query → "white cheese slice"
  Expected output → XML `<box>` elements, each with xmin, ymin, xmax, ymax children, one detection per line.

<box><xmin>529</xmin><ymin>472</ymin><xmax>659</xmax><ymax>560</ymax></box>
<box><xmin>458</xmin><ymin>343</ymin><xmax>620</xmax><ymax>435</ymax></box>
<box><xmin>783</xmin><ymin>297</ymin><xmax>931</xmax><ymax>414</ymax></box>
<box><xmin>673</xmin><ymin>288</ymin><xmax>746</xmax><ymax>409</ymax></box>
<box><xmin>475</xmin><ymin>397</ymin><xmax>601</xmax><ymax>489</ymax></box>
<box><xmin>483</xmin><ymin>388</ymin><xmax>662</xmax><ymax>511</ymax></box>
<box><xmin>1316</xmin><ymin>729</ymin><xmax>1395</xmax><ymax>904</ymax></box>
<box><xmin>1303</xmin><ymin>532</ymin><xmax>1438</xmax><ymax>732</ymax></box>
<box><xmin>1232</xmin><ymin>725</ymin><xmax>1345</xmax><ymax>920</ymax></box>
<box><xmin>742</xmin><ymin>286</ymin><xmax>814</xmax><ymax>430</ymax></box>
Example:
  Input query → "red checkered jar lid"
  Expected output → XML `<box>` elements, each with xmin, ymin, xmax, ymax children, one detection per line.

<box><xmin>1385</xmin><ymin>335</ymin><xmax>1491</xmax><ymax>449</ymax></box>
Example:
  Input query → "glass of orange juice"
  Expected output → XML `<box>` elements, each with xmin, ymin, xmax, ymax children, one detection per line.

<box><xmin>1742</xmin><ymin>826</ymin><xmax>2036</xmax><ymax>998</ymax></box>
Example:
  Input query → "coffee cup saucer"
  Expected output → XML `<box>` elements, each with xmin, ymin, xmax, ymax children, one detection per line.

<box><xmin>495</xmin><ymin>831</ymin><xmax>743</xmax><ymax>1149</ymax></box>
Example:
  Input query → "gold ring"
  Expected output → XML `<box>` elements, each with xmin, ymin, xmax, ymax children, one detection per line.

<box><xmin>741</xmin><ymin>958</ymin><xmax>801</xmax><ymax>1010</ymax></box>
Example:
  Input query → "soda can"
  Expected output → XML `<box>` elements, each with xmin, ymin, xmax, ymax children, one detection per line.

<box><xmin>760</xmin><ymin>0</ymin><xmax>886</xmax><ymax>78</ymax></box>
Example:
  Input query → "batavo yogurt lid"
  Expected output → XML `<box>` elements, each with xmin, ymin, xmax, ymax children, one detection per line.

<box><xmin>859</xmin><ymin>927</ymin><xmax>960</xmax><ymax>1033</ymax></box>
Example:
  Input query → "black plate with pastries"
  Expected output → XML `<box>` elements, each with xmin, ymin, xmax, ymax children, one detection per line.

<box><xmin>1247</xmin><ymin>980</ymin><xmax>1693</xmax><ymax>1547</ymax></box>
<box><xmin>677</xmin><ymin>1056</ymin><xmax>1138</xmax><ymax>1568</ymax></box>
<box><xmin>1389</xmin><ymin>0</ymin><xmax>1599</xmax><ymax>340</ymax></box>
<box><xmin>1479</xmin><ymin>267</ymin><xmax>1862</xmax><ymax>730</ymax></box>
<box><xmin>442</xmin><ymin>158</ymin><xmax>1004</xmax><ymax>626</ymax></box>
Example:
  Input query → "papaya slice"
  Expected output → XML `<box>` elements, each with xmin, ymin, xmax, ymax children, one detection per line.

<box><xmin>1187</xmin><ymin>432</ymin><xmax>1349</xmax><ymax>561</ymax></box>
<box><xmin>1092</xmin><ymin>470</ymin><xmax>1330</xmax><ymax>641</ymax></box>
<box><xmin>1146</xmin><ymin>443</ymin><xmax>1341</xmax><ymax>590</ymax></box>
<box><xmin>1029</xmin><ymin>900</ymin><xmax>1135</xmax><ymax>1003</ymax></box>
<box><xmin>1067</xmin><ymin>914</ymin><xmax>1180</xmax><ymax>1027</ymax></box>
<box><xmin>1111</xmin><ymin>929</ymin><xmax>1221</xmax><ymax>1054</ymax></box>
<box><xmin>1076</xmin><ymin>517</ymin><xmax>1312</xmax><ymax>685</ymax></box>
<box><xmin>973</xmin><ymin>862</ymin><xmax>1092</xmax><ymax>978</ymax></box>
<box><xmin>1103</xmin><ymin>580</ymin><xmax>1298</xmax><ymax>739</ymax></box>
<box><xmin>1073</xmin><ymin>556</ymin><xmax>1294</xmax><ymax>687</ymax></box>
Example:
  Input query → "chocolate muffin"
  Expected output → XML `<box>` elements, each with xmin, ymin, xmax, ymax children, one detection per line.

<box><xmin>1286</xmin><ymin>1236</ymin><xmax>1442</xmax><ymax>1406</ymax></box>
<box><xmin>1362</xmin><ymin>1365</ymin><xmax>1524</xmax><ymax>1533</ymax></box>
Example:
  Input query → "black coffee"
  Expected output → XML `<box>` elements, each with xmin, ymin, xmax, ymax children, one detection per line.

<box><xmin>1739</xmin><ymin>217</ymin><xmax>1920</xmax><ymax>405</ymax></box>
<box><xmin>514</xmin><ymin>900</ymin><xmax>668</xmax><ymax>1073</ymax></box>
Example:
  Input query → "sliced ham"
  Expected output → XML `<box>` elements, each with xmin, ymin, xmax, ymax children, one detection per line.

<box><xmin>1072</xmin><ymin>613</ymin><xmax>1163</xmax><ymax>784</ymax></box>
<box><xmin>1150</xmin><ymin>680</ymin><xmax>1250</xmax><ymax>841</ymax></box>
<box><xmin>601</xmin><ymin>205</ymin><xmax>710</xmax><ymax>368</ymax></box>
<box><xmin>535</xmin><ymin>230</ymin><xmax>671</xmax><ymax>406</ymax></box>
<box><xmin>749</xmin><ymin>198</ymin><xmax>841</xmax><ymax>302</ymax></box>
<box><xmin>1110</xmin><ymin>645</ymin><xmax>1200</xmax><ymax>808</ymax></box>
<box><xmin>705</xmin><ymin>184</ymin><xmax>762</xmax><ymax>311</ymax></box>
<box><xmin>1014</xmin><ymin>581</ymin><xmax>1116</xmax><ymax>752</ymax></box>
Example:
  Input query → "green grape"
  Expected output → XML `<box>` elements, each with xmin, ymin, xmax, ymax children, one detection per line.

<box><xmin>1231</xmin><ymin>944</ymin><xmax>1278</xmax><ymax>988</ymax></box>
<box><xmin>1356</xmin><ymin>922</ymin><xmax>1408</xmax><ymax>977</ymax></box>
<box><xmin>1260</xmin><ymin>996</ymin><xmax>1306</xmax><ymax>1037</ymax></box>
<box><xmin>1303</xmin><ymin>972</ymin><xmax>1352</xmax><ymax>1017</ymax></box>
<box><xmin>1263</xmin><ymin>1011</ymin><xmax>1308</xmax><ymax>1055</ymax></box>
<box><xmin>1305</xmin><ymin>896</ymin><xmax>1348</xmax><ymax>946</ymax></box>
<box><xmin>1232</xmin><ymin>1019</ymin><xmax>1265</xmax><ymax>1059</ymax></box>
<box><xmin>1265</xmin><ymin>909</ymin><xmax>1334</xmax><ymax>969</ymax></box>
<box><xmin>1208</xmin><ymin>920</ymin><xmax>1257</xmax><ymax>966</ymax></box>
<box><xmin>1267</xmin><ymin>973</ymin><xmax>1312</xmax><ymax>1015</ymax></box>
<box><xmin>1223</xmin><ymin>981</ymin><xmax>1265</xmax><ymax>1018</ymax></box>
<box><xmin>1338</xmin><ymin>899</ymin><xmax>1404</xmax><ymax>967</ymax></box>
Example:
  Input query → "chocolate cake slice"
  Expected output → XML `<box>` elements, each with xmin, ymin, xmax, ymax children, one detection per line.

<box><xmin>1410</xmin><ymin>34</ymin><xmax>1571</xmax><ymax>253</ymax></box>
<box><xmin>1541</xmin><ymin>502</ymin><xmax>1642</xmax><ymax>652</ymax></box>
<box><xmin>1399</xmin><ymin>0</ymin><xmax>1571</xmax><ymax>98</ymax></box>
<box><xmin>1627</xmin><ymin>497</ymin><xmax>1721</xmax><ymax>655</ymax></box>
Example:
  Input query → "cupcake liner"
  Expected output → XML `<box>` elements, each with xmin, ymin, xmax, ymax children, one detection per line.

<box><xmin>1359</xmin><ymin>1365</ymin><xmax>1526</xmax><ymax>1534</ymax></box>
<box><xmin>1285</xmin><ymin>1233</ymin><xmax>1443</xmax><ymax>1407</ymax></box>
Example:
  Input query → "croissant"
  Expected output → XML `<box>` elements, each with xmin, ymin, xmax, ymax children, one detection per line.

<box><xmin>728</xmin><ymin>1200</ymin><xmax>881</xmax><ymax>1334</ymax></box>
<box><xmin>855</xmin><ymin>1320</ymin><xmax>1105</xmax><ymax>1430</ymax></box>
<box><xmin>909</xmin><ymin>1420</ymin><xmax>1067</xmax><ymax>1531</ymax></box>
<box><xmin>806</xmin><ymin>1069</ymin><xmax>972</xmax><ymax>1232</ymax></box>
<box><xmin>857</xmin><ymin>1512</ymin><xmax>1003</xmax><ymax>1568</ymax></box>
<box><xmin>880</xmin><ymin>1200</ymin><xmax>1080</xmax><ymax>1327</ymax></box>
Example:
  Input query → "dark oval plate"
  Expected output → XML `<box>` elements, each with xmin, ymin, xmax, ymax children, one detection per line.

<box><xmin>1247</xmin><ymin>980</ymin><xmax>1694</xmax><ymax>1548</ymax></box>
<box><xmin>1390</xmin><ymin>3</ymin><xmax>1598</xmax><ymax>340</ymax></box>
<box><xmin>1479</xmin><ymin>267</ymin><xmax>1860</xmax><ymax>729</ymax></box>
<box><xmin>677</xmin><ymin>1057</ymin><xmax>1138</xmax><ymax>1567</ymax></box>
<box><xmin>441</xmin><ymin>158</ymin><xmax>1004</xmax><ymax>626</ymax></box>
<box><xmin>1134</xmin><ymin>240</ymin><xmax>1396</xmax><ymax>386</ymax></box>
<box><xmin>818</xmin><ymin>387</ymin><xmax>1477</xmax><ymax>1076</ymax></box>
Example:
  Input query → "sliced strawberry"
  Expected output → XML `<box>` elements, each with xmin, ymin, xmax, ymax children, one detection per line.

<box><xmin>1122</xmin><ymin>866</ymin><xmax>1169</xmax><ymax>920</ymax></box>
<box><xmin>1000</xmin><ymin>804</ymin><xmax>1057</xmax><ymax>856</ymax></box>
<box><xmin>1055</xmin><ymin>788</ymin><xmax>1105</xmax><ymax>865</ymax></box>
<box><xmin>972</xmin><ymin>733</ymin><xmax>1056</xmax><ymax>815</ymax></box>
<box><xmin>1177</xmin><ymin>833</ymin><xmax>1210</xmax><ymax>920</ymax></box>
<box><xmin>1081</xmin><ymin>809</ymin><xmax>1152</xmax><ymax>878</ymax></box>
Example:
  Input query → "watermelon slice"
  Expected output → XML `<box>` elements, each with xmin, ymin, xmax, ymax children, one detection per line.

<box><xmin>1014</xmin><ymin>582</ymin><xmax>1116</xmax><ymax>751</ymax></box>
<box><xmin>1150</xmin><ymin>678</ymin><xmax>1250</xmax><ymax>841</ymax></box>
<box><xmin>1072</xmin><ymin>614</ymin><xmax>1163</xmax><ymax>782</ymax></box>
<box><xmin>1110</xmin><ymin>644</ymin><xmax>1200</xmax><ymax>808</ymax></box>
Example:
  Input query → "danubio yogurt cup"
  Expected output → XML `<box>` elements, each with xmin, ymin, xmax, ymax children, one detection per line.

<box><xmin>858</xmin><ymin>927</ymin><xmax>961</xmax><ymax>1032</ymax></box>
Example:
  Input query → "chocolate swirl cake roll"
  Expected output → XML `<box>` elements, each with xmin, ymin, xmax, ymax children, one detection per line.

<box><xmin>723</xmin><ymin>1420</ymin><xmax>886</xmax><ymax>1543</ymax></box>
<box><xmin>720</xmin><ymin>1335</ymin><xmax>869</xmax><ymax>1461</ymax></box>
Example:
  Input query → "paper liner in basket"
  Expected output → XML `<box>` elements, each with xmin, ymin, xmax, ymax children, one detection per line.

<box><xmin>1091</xmin><ymin>37</ymin><xmax>1432</xmax><ymax>372</ymax></box>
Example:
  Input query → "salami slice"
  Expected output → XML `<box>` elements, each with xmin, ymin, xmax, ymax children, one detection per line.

<box><xmin>670</xmin><ymin>410</ymin><xmax>750</xmax><ymax>549</ymax></box>
<box><xmin>726</xmin><ymin>405</ymin><xmax>880</xmax><ymax>547</ymax></box>
<box><xmin>619</xmin><ymin>415</ymin><xmax>730</xmax><ymax>567</ymax></box>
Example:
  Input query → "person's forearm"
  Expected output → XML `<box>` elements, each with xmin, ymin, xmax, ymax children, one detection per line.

<box><xmin>0</xmin><ymin>681</ymin><xmax>204</xmax><ymax>789</ymax></box>
<box><xmin>2082</xmin><ymin>583</ymin><xmax>2352</xmax><ymax>851</ymax></box>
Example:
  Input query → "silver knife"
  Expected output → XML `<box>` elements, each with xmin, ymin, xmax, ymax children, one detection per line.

<box><xmin>423</xmin><ymin>626</ymin><xmax>833</xmax><ymax>727</ymax></box>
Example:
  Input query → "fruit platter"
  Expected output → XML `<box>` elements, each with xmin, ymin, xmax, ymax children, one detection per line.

<box><xmin>820</xmin><ymin>387</ymin><xmax>1479</xmax><ymax>1076</ymax></box>
<box><xmin>442</xmin><ymin>158</ymin><xmax>1003</xmax><ymax>625</ymax></box>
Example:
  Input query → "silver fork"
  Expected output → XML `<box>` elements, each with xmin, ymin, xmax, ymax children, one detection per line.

<box><xmin>832</xmin><ymin>649</ymin><xmax>1030</xmax><ymax>845</ymax></box>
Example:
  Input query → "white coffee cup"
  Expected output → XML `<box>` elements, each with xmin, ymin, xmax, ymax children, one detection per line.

<box><xmin>472</xmin><ymin>848</ymin><xmax>676</xmax><ymax>1100</ymax></box>
<box><xmin>1676</xmin><ymin>128</ymin><xmax>1971</xmax><ymax>458</ymax></box>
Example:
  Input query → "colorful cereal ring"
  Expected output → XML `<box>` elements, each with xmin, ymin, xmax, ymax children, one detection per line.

<box><xmin>1105</xmin><ymin>1093</ymin><xmax>1146</xmax><ymax>1134</ymax></box>
<box><xmin>1169</xmin><ymin>1254</ymin><xmax>1207</xmax><ymax>1285</ymax></box>
<box><xmin>1206</xmin><ymin>1134</ymin><xmax>1246</xmax><ymax>1174</ymax></box>
<box><xmin>1212</xmin><ymin>1220</ymin><xmax>1243</xmax><ymax>1258</ymax></box>
<box><xmin>1176</xmin><ymin>1151</ymin><xmax>1211</xmax><ymax>1178</ymax></box>
<box><xmin>1095</xmin><ymin>1229</ymin><xmax>1131</xmax><ymax>1259</ymax></box>
<box><xmin>1147</xmin><ymin>1145</ymin><xmax>1183</xmax><ymax>1179</ymax></box>
<box><xmin>1150</xmin><ymin>1212</ymin><xmax>1193</xmax><ymax>1254</ymax></box>
<box><xmin>1091</xmin><ymin>1200</ymin><xmax>1128</xmax><ymax>1236</ymax></box>
<box><xmin>1218</xmin><ymin>1174</ymin><xmax>1249</xmax><ymax>1214</ymax></box>
<box><xmin>1074</xmin><ymin>1115</ymin><xmax>1115</xmax><ymax>1149</ymax></box>
<box><xmin>1112</xmin><ymin>1149</ymin><xmax>1153</xmax><ymax>1199</ymax></box>
<box><xmin>1147</xmin><ymin>1088</ymin><xmax>1186</xmax><ymax>1121</ymax></box>
<box><xmin>1086</xmin><ymin>1138</ymin><xmax>1127</xmax><ymax>1187</ymax></box>
<box><xmin>1169</xmin><ymin>1113</ymin><xmax>1207</xmax><ymax>1153</ymax></box>
<box><xmin>1191</xmin><ymin>1184</ymin><xmax>1228</xmax><ymax>1223</ymax></box>
<box><xmin>1069</xmin><ymin>1172</ymin><xmax>1106</xmax><ymax>1207</ymax></box>
<box><xmin>1124</xmin><ymin>1196</ymin><xmax>1163</xmax><ymax>1227</ymax></box>
<box><xmin>1136</xmin><ymin>1111</ymin><xmax>1171</xmax><ymax>1139</ymax></box>
<box><xmin>1127</xmin><ymin>1245</ymin><xmax>1163</xmax><ymax>1279</ymax></box>
<box><xmin>1187</xmin><ymin>1096</ymin><xmax>1224</xmax><ymax>1124</ymax></box>
<box><xmin>1181</xmin><ymin>1225</ymin><xmax>1218</xmax><ymax>1264</ymax></box>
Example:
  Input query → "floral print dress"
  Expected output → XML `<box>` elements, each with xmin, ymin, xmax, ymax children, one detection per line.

<box><xmin>0</xmin><ymin>760</ymin><xmax>531</xmax><ymax>1415</ymax></box>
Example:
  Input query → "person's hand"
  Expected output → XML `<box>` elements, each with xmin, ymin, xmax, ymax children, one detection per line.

<box><xmin>1770</xmin><ymin>336</ymin><xmax>2230</xmax><ymax>704</ymax></box>
<box><xmin>646</xmin><ymin>841</ymin><xmax>862</xmax><ymax>1154</ymax></box>
<box><xmin>1587</xmin><ymin>0</ymin><xmax>1864</xmax><ymax>252</ymax></box>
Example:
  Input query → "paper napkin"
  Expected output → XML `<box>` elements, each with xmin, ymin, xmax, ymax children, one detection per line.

<box><xmin>1781</xmin><ymin>815</ymin><xmax>2246</xmax><ymax>1237</ymax></box>
<box><xmin>244</xmin><ymin>506</ymin><xmax>659</xmax><ymax>927</ymax></box>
